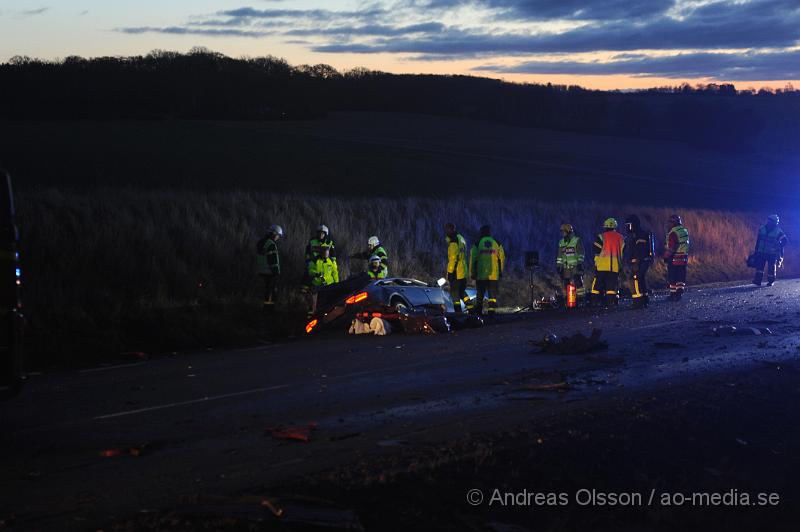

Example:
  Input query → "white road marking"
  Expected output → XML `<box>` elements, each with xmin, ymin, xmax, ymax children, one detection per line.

<box><xmin>93</xmin><ymin>384</ymin><xmax>290</xmax><ymax>420</ymax></box>
<box><xmin>630</xmin><ymin>319</ymin><xmax>694</xmax><ymax>331</ymax></box>
<box><xmin>79</xmin><ymin>362</ymin><xmax>146</xmax><ymax>373</ymax></box>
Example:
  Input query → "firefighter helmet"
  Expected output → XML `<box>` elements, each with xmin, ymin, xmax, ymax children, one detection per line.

<box><xmin>368</xmin><ymin>236</ymin><xmax>380</xmax><ymax>248</ymax></box>
<box><xmin>603</xmin><ymin>218</ymin><xmax>618</xmax><ymax>230</ymax></box>
<box><xmin>767</xmin><ymin>214</ymin><xmax>780</xmax><ymax>225</ymax></box>
<box><xmin>560</xmin><ymin>223</ymin><xmax>574</xmax><ymax>235</ymax></box>
<box><xmin>668</xmin><ymin>214</ymin><xmax>683</xmax><ymax>226</ymax></box>
<box><xmin>369</xmin><ymin>254</ymin><xmax>381</xmax><ymax>264</ymax></box>
<box><xmin>317</xmin><ymin>224</ymin><xmax>329</xmax><ymax>235</ymax></box>
<box><xmin>268</xmin><ymin>224</ymin><xmax>284</xmax><ymax>237</ymax></box>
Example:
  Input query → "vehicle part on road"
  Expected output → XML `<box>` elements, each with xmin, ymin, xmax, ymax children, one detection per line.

<box><xmin>530</xmin><ymin>329</ymin><xmax>608</xmax><ymax>355</ymax></box>
<box><xmin>399</xmin><ymin>308</ymin><xmax>451</xmax><ymax>334</ymax></box>
<box><xmin>265</xmin><ymin>423</ymin><xmax>318</xmax><ymax>443</ymax></box>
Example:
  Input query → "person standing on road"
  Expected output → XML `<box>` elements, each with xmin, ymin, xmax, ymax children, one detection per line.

<box><xmin>752</xmin><ymin>214</ymin><xmax>788</xmax><ymax>287</ymax></box>
<box><xmin>470</xmin><ymin>225</ymin><xmax>505</xmax><ymax>318</ymax></box>
<box><xmin>256</xmin><ymin>224</ymin><xmax>283</xmax><ymax>313</ymax></box>
<box><xmin>591</xmin><ymin>218</ymin><xmax>625</xmax><ymax>308</ymax></box>
<box><xmin>556</xmin><ymin>223</ymin><xmax>586</xmax><ymax>306</ymax></box>
<box><xmin>624</xmin><ymin>215</ymin><xmax>655</xmax><ymax>309</ymax></box>
<box><xmin>663</xmin><ymin>214</ymin><xmax>690</xmax><ymax>301</ymax></box>
<box><xmin>307</xmin><ymin>246</ymin><xmax>339</xmax><ymax>317</ymax></box>
<box><xmin>351</xmin><ymin>236</ymin><xmax>389</xmax><ymax>275</ymax></box>
<box><xmin>445</xmin><ymin>222</ymin><xmax>470</xmax><ymax>313</ymax></box>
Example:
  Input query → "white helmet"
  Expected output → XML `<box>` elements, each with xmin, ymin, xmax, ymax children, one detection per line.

<box><xmin>369</xmin><ymin>254</ymin><xmax>381</xmax><ymax>264</ymax></box>
<box><xmin>269</xmin><ymin>224</ymin><xmax>284</xmax><ymax>237</ymax></box>
<box><xmin>368</xmin><ymin>236</ymin><xmax>380</xmax><ymax>248</ymax></box>
<box><xmin>317</xmin><ymin>224</ymin><xmax>329</xmax><ymax>235</ymax></box>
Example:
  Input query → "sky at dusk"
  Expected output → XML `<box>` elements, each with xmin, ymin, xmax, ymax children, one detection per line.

<box><xmin>1</xmin><ymin>0</ymin><xmax>798</xmax><ymax>90</ymax></box>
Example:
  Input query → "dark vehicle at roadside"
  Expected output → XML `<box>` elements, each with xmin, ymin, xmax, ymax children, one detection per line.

<box><xmin>0</xmin><ymin>171</ymin><xmax>24</xmax><ymax>398</ymax></box>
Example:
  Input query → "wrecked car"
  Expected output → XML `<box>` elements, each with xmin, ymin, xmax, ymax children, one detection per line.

<box><xmin>304</xmin><ymin>274</ymin><xmax>475</xmax><ymax>334</ymax></box>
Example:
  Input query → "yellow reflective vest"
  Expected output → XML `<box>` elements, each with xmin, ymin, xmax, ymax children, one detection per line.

<box><xmin>447</xmin><ymin>233</ymin><xmax>468</xmax><ymax>280</ymax></box>
<box><xmin>308</xmin><ymin>257</ymin><xmax>339</xmax><ymax>286</ymax></box>
<box><xmin>470</xmin><ymin>236</ymin><xmax>505</xmax><ymax>281</ymax></box>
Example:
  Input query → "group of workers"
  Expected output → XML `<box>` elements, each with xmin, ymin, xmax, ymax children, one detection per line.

<box><xmin>256</xmin><ymin>213</ymin><xmax>787</xmax><ymax>316</ymax></box>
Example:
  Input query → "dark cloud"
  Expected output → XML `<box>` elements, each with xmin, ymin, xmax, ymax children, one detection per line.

<box><xmin>117</xmin><ymin>26</ymin><xmax>270</xmax><ymax>38</ymax></box>
<box><xmin>21</xmin><ymin>7</ymin><xmax>50</xmax><ymax>16</ymax></box>
<box><xmin>217</xmin><ymin>6</ymin><xmax>387</xmax><ymax>21</ymax></box>
<box><xmin>401</xmin><ymin>0</ymin><xmax>674</xmax><ymax>20</ymax></box>
<box><xmin>313</xmin><ymin>0</ymin><xmax>800</xmax><ymax>55</ymax></box>
<box><xmin>285</xmin><ymin>22</ymin><xmax>445</xmax><ymax>37</ymax></box>
<box><xmin>473</xmin><ymin>50</ymin><xmax>800</xmax><ymax>80</ymax></box>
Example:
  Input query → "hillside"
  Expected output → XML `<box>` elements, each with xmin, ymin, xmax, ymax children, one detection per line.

<box><xmin>3</xmin><ymin>112</ymin><xmax>798</xmax><ymax>209</ymax></box>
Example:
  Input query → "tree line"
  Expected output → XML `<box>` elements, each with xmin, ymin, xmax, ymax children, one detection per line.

<box><xmin>1</xmin><ymin>48</ymin><xmax>798</xmax><ymax>152</ymax></box>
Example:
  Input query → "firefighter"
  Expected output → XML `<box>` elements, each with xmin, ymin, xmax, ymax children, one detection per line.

<box><xmin>308</xmin><ymin>246</ymin><xmax>339</xmax><ymax>287</ymax></box>
<box><xmin>556</xmin><ymin>223</ymin><xmax>586</xmax><ymax>306</ymax></box>
<box><xmin>445</xmin><ymin>222</ymin><xmax>470</xmax><ymax>313</ymax></box>
<box><xmin>367</xmin><ymin>254</ymin><xmax>388</xmax><ymax>279</ymax></box>
<box><xmin>591</xmin><ymin>218</ymin><xmax>625</xmax><ymax>308</ymax></box>
<box><xmin>256</xmin><ymin>224</ymin><xmax>283</xmax><ymax>313</ymax></box>
<box><xmin>663</xmin><ymin>214</ymin><xmax>690</xmax><ymax>301</ymax></box>
<box><xmin>305</xmin><ymin>224</ymin><xmax>336</xmax><ymax>264</ymax></box>
<box><xmin>752</xmin><ymin>214</ymin><xmax>788</xmax><ymax>287</ymax></box>
<box><xmin>470</xmin><ymin>225</ymin><xmax>505</xmax><ymax>317</ymax></box>
<box><xmin>624</xmin><ymin>215</ymin><xmax>655</xmax><ymax>309</ymax></box>
<box><xmin>351</xmin><ymin>236</ymin><xmax>388</xmax><ymax>274</ymax></box>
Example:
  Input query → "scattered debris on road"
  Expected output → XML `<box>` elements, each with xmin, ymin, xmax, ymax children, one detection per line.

<box><xmin>530</xmin><ymin>329</ymin><xmax>608</xmax><ymax>355</ymax></box>
<box><xmin>265</xmin><ymin>422</ymin><xmax>318</xmax><ymax>443</ymax></box>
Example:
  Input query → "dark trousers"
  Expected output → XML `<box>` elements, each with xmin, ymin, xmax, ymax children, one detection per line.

<box><xmin>475</xmin><ymin>280</ymin><xmax>498</xmax><ymax>316</ymax></box>
<box><xmin>449</xmin><ymin>278</ymin><xmax>468</xmax><ymax>313</ymax></box>
<box><xmin>260</xmin><ymin>274</ymin><xmax>278</xmax><ymax>311</ymax></box>
<box><xmin>630</xmin><ymin>262</ymin><xmax>650</xmax><ymax>307</ymax></box>
<box><xmin>753</xmin><ymin>254</ymin><xmax>778</xmax><ymax>285</ymax></box>
<box><xmin>667</xmin><ymin>264</ymin><xmax>687</xmax><ymax>298</ymax></box>
<box><xmin>591</xmin><ymin>271</ymin><xmax>619</xmax><ymax>306</ymax></box>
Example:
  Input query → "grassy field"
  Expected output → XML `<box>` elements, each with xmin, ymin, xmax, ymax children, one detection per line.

<box><xmin>17</xmin><ymin>187</ymin><xmax>798</xmax><ymax>369</ymax></box>
<box><xmin>3</xmin><ymin>114</ymin><xmax>799</xmax><ymax>209</ymax></box>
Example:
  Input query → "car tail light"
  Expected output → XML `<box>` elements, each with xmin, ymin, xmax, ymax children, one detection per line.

<box><xmin>345</xmin><ymin>291</ymin><xmax>368</xmax><ymax>304</ymax></box>
<box><xmin>305</xmin><ymin>319</ymin><xmax>318</xmax><ymax>334</ymax></box>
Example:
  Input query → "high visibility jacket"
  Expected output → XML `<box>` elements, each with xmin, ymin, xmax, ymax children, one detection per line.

<box><xmin>593</xmin><ymin>230</ymin><xmax>624</xmax><ymax>273</ymax></box>
<box><xmin>470</xmin><ymin>236</ymin><xmax>505</xmax><ymax>281</ymax></box>
<box><xmin>308</xmin><ymin>257</ymin><xmax>339</xmax><ymax>286</ymax></box>
<box><xmin>368</xmin><ymin>264</ymin><xmax>388</xmax><ymax>279</ymax></box>
<box><xmin>447</xmin><ymin>233</ymin><xmax>468</xmax><ymax>280</ymax></box>
<box><xmin>664</xmin><ymin>225</ymin><xmax>690</xmax><ymax>265</ymax></box>
<box><xmin>557</xmin><ymin>235</ymin><xmax>585</xmax><ymax>269</ymax></box>
<box><xmin>372</xmin><ymin>245</ymin><xmax>388</xmax><ymax>267</ymax></box>
<box><xmin>257</xmin><ymin>237</ymin><xmax>280</xmax><ymax>275</ymax></box>
<box><xmin>755</xmin><ymin>225</ymin><xmax>787</xmax><ymax>257</ymax></box>
<box><xmin>305</xmin><ymin>236</ymin><xmax>336</xmax><ymax>263</ymax></box>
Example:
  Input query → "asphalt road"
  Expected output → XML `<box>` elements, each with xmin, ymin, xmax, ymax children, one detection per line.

<box><xmin>3</xmin><ymin>279</ymin><xmax>800</xmax><ymax>530</ymax></box>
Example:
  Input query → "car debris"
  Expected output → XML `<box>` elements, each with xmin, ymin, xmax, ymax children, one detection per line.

<box><xmin>530</xmin><ymin>329</ymin><xmax>608</xmax><ymax>354</ymax></box>
<box><xmin>398</xmin><ymin>308</ymin><xmax>451</xmax><ymax>334</ymax></box>
<box><xmin>265</xmin><ymin>422</ymin><xmax>318</xmax><ymax>443</ymax></box>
